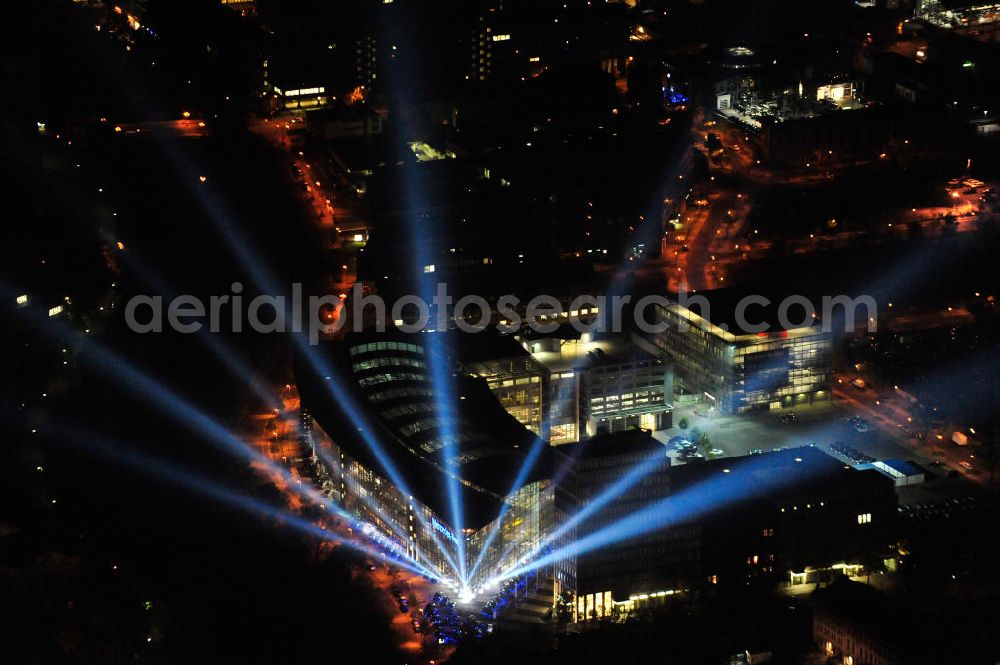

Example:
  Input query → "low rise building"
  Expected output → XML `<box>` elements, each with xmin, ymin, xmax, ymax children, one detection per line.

<box><xmin>670</xmin><ymin>446</ymin><xmax>897</xmax><ymax>589</ymax></box>
<box><xmin>570</xmin><ymin>445</ymin><xmax>896</xmax><ymax>621</ymax></box>
<box><xmin>812</xmin><ymin>579</ymin><xmax>907</xmax><ymax>665</ymax></box>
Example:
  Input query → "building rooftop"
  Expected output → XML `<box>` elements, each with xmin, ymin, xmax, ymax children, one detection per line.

<box><xmin>520</xmin><ymin>333</ymin><xmax>655</xmax><ymax>374</ymax></box>
<box><xmin>882</xmin><ymin>458</ymin><xmax>922</xmax><ymax>474</ymax></box>
<box><xmin>661</xmin><ymin>288</ymin><xmax>829</xmax><ymax>337</ymax></box>
<box><xmin>445</xmin><ymin>328</ymin><xmax>533</xmax><ymax>365</ymax></box>
<box><xmin>563</xmin><ymin>429</ymin><xmax>668</xmax><ymax>461</ymax></box>
<box><xmin>812</xmin><ymin>577</ymin><xmax>909</xmax><ymax>659</ymax></box>
<box><xmin>668</xmin><ymin>445</ymin><xmax>892</xmax><ymax>504</ymax></box>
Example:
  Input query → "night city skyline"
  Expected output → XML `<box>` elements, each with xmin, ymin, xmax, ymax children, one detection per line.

<box><xmin>3</xmin><ymin>1</ymin><xmax>1000</xmax><ymax>663</ymax></box>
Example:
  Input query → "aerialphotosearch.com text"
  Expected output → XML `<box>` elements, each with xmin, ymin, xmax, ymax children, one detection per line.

<box><xmin>124</xmin><ymin>281</ymin><xmax>880</xmax><ymax>343</ymax></box>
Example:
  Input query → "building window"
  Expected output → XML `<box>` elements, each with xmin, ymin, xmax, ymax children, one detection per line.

<box><xmin>857</xmin><ymin>513</ymin><xmax>872</xmax><ymax>525</ymax></box>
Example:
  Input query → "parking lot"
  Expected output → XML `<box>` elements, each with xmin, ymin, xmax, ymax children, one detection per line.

<box><xmin>658</xmin><ymin>402</ymin><xmax>908</xmax><ymax>456</ymax></box>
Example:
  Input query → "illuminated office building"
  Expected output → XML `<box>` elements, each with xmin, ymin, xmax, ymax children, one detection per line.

<box><xmin>471</xmin><ymin>16</ymin><xmax>495</xmax><ymax>82</ymax></box>
<box><xmin>272</xmin><ymin>84</ymin><xmax>331</xmax><ymax>111</ymax></box>
<box><xmin>453</xmin><ymin>332</ymin><xmax>549</xmax><ymax>438</ymax></box>
<box><xmin>469</xmin><ymin>5</ymin><xmax>516</xmax><ymax>84</ymax></box>
<box><xmin>566</xmin><ymin>430</ymin><xmax>696</xmax><ymax>619</ymax></box>
<box><xmin>521</xmin><ymin>331</ymin><xmax>673</xmax><ymax>443</ymax></box>
<box><xmin>649</xmin><ymin>293</ymin><xmax>832</xmax><ymax>414</ymax></box>
<box><xmin>295</xmin><ymin>332</ymin><xmax>576</xmax><ymax>603</ymax></box>
<box><xmin>301</xmin><ymin>408</ymin><xmax>460</xmax><ymax>578</ymax></box>
<box><xmin>466</xmin><ymin>472</ymin><xmax>577</xmax><ymax>614</ymax></box>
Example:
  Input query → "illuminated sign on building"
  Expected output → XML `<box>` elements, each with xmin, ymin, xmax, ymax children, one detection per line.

<box><xmin>432</xmin><ymin>517</ymin><xmax>460</xmax><ymax>545</ymax></box>
<box><xmin>360</xmin><ymin>522</ymin><xmax>407</xmax><ymax>558</ymax></box>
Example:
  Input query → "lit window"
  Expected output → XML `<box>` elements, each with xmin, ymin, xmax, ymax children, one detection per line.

<box><xmin>857</xmin><ymin>513</ymin><xmax>872</xmax><ymax>525</ymax></box>
<box><xmin>423</xmin><ymin>264</ymin><xmax>435</xmax><ymax>273</ymax></box>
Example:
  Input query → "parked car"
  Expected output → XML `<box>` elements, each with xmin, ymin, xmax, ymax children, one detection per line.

<box><xmin>830</xmin><ymin>442</ymin><xmax>875</xmax><ymax>464</ymax></box>
<box><xmin>667</xmin><ymin>436</ymin><xmax>693</xmax><ymax>450</ymax></box>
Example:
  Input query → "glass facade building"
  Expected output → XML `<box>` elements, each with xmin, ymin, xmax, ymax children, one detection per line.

<box><xmin>583</xmin><ymin>354</ymin><xmax>673</xmax><ymax>435</ymax></box>
<box><xmin>303</xmin><ymin>409</ymin><xmax>459</xmax><ymax>580</ymax></box>
<box><xmin>651</xmin><ymin>301</ymin><xmax>832</xmax><ymax>414</ymax></box>
<box><xmin>295</xmin><ymin>332</ymin><xmax>577</xmax><ymax>609</ymax></box>
<box><xmin>466</xmin><ymin>476</ymin><xmax>577</xmax><ymax>600</ymax></box>
<box><xmin>521</xmin><ymin>333</ymin><xmax>673</xmax><ymax>442</ymax></box>
<box><xmin>460</xmin><ymin>354</ymin><xmax>548</xmax><ymax>438</ymax></box>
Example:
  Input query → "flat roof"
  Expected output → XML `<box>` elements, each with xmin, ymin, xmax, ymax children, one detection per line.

<box><xmin>522</xmin><ymin>333</ymin><xmax>656</xmax><ymax>373</ymax></box>
<box><xmin>669</xmin><ymin>445</ymin><xmax>893</xmax><ymax>502</ymax></box>
<box><xmin>563</xmin><ymin>429</ymin><xmax>668</xmax><ymax>461</ymax></box>
<box><xmin>662</xmin><ymin>288</ymin><xmax>827</xmax><ymax>337</ymax></box>
<box><xmin>880</xmin><ymin>459</ymin><xmax>924</xmax><ymax>476</ymax></box>
<box><xmin>445</xmin><ymin>328</ymin><xmax>533</xmax><ymax>365</ymax></box>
